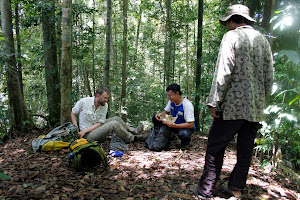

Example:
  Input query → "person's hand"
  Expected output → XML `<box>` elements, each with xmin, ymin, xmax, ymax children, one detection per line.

<box><xmin>78</xmin><ymin>130</ymin><xmax>86</xmax><ymax>138</ymax></box>
<box><xmin>162</xmin><ymin>120</ymin><xmax>176</xmax><ymax>128</ymax></box>
<box><xmin>209</xmin><ymin>107</ymin><xmax>220</xmax><ymax>118</ymax></box>
<box><xmin>155</xmin><ymin>113</ymin><xmax>162</xmax><ymax>121</ymax></box>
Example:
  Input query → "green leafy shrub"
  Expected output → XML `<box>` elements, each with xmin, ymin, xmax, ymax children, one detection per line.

<box><xmin>256</xmin><ymin>51</ymin><xmax>300</xmax><ymax>169</ymax></box>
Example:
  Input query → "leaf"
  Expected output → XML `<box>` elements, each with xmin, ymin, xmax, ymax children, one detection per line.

<box><xmin>135</xmin><ymin>185</ymin><xmax>143</xmax><ymax>188</ymax></box>
<box><xmin>120</xmin><ymin>186</ymin><xmax>125</xmax><ymax>191</ymax></box>
<box><xmin>52</xmin><ymin>195</ymin><xmax>60</xmax><ymax>200</ymax></box>
<box><xmin>0</xmin><ymin>172</ymin><xmax>11</xmax><ymax>180</ymax></box>
<box><xmin>273</xmin><ymin>21</ymin><xmax>282</xmax><ymax>30</ymax></box>
<box><xmin>63</xmin><ymin>187</ymin><xmax>75</xmax><ymax>192</ymax></box>
<box><xmin>117</xmin><ymin>180</ymin><xmax>127</xmax><ymax>186</ymax></box>
<box><xmin>276</xmin><ymin>50</ymin><xmax>300</xmax><ymax>64</ymax></box>
<box><xmin>274</xmin><ymin>10</ymin><xmax>281</xmax><ymax>14</ymax></box>
<box><xmin>180</xmin><ymin>182</ymin><xmax>187</xmax><ymax>190</ymax></box>
<box><xmin>162</xmin><ymin>185</ymin><xmax>171</xmax><ymax>191</ymax></box>
<box><xmin>171</xmin><ymin>192</ymin><xmax>193</xmax><ymax>199</ymax></box>
<box><xmin>35</xmin><ymin>185</ymin><xmax>47</xmax><ymax>193</ymax></box>
<box><xmin>289</xmin><ymin>95</ymin><xmax>300</xmax><ymax>105</ymax></box>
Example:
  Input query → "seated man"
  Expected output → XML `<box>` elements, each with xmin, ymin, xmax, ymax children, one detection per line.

<box><xmin>71</xmin><ymin>87</ymin><xmax>145</xmax><ymax>143</ymax></box>
<box><xmin>151</xmin><ymin>83</ymin><xmax>195</xmax><ymax>150</ymax></box>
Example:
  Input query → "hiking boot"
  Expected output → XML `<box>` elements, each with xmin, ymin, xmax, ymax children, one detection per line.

<box><xmin>169</xmin><ymin>132</ymin><xmax>176</xmax><ymax>141</ymax></box>
<box><xmin>134</xmin><ymin>130</ymin><xmax>150</xmax><ymax>142</ymax></box>
<box><xmin>135</xmin><ymin>124</ymin><xmax>144</xmax><ymax>134</ymax></box>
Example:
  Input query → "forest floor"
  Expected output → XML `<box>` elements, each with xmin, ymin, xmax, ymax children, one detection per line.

<box><xmin>0</xmin><ymin>129</ymin><xmax>299</xmax><ymax>200</ymax></box>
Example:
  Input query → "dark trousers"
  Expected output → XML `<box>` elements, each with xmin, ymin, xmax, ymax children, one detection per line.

<box><xmin>196</xmin><ymin>115</ymin><xmax>260</xmax><ymax>197</ymax></box>
<box><xmin>152</xmin><ymin>115</ymin><xmax>194</xmax><ymax>146</ymax></box>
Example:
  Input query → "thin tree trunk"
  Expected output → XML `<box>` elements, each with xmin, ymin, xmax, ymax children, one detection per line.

<box><xmin>15</xmin><ymin>1</ymin><xmax>23</xmax><ymax>95</ymax></box>
<box><xmin>41</xmin><ymin>0</ymin><xmax>61</xmax><ymax>126</ymax></box>
<box><xmin>133</xmin><ymin>8</ymin><xmax>142</xmax><ymax>70</ymax></box>
<box><xmin>74</xmin><ymin>0</ymin><xmax>79</xmax><ymax>97</ymax></box>
<box><xmin>92</xmin><ymin>0</ymin><xmax>96</xmax><ymax>93</ymax></box>
<box><xmin>79</xmin><ymin>13</ymin><xmax>92</xmax><ymax>97</ymax></box>
<box><xmin>262</xmin><ymin>0</ymin><xmax>276</xmax><ymax>50</ymax></box>
<box><xmin>262</xmin><ymin>0</ymin><xmax>275</xmax><ymax>32</ymax></box>
<box><xmin>164</xmin><ymin>0</ymin><xmax>172</xmax><ymax>87</ymax></box>
<box><xmin>113</xmin><ymin>17</ymin><xmax>118</xmax><ymax>76</ymax></box>
<box><xmin>60</xmin><ymin>0</ymin><xmax>72</xmax><ymax>124</ymax></box>
<box><xmin>184</xmin><ymin>0</ymin><xmax>190</xmax><ymax>99</ymax></box>
<box><xmin>246</xmin><ymin>0</ymin><xmax>256</xmax><ymax>18</ymax></box>
<box><xmin>57</xmin><ymin>0</ymin><xmax>62</xmax><ymax>70</ymax></box>
<box><xmin>194</xmin><ymin>0</ymin><xmax>203</xmax><ymax>131</ymax></box>
<box><xmin>1</xmin><ymin>0</ymin><xmax>32</xmax><ymax>132</ymax></box>
<box><xmin>79</xmin><ymin>13</ymin><xmax>86</xmax><ymax>96</ymax></box>
<box><xmin>84</xmin><ymin>66</ymin><xmax>92</xmax><ymax>97</ymax></box>
<box><xmin>104</xmin><ymin>0</ymin><xmax>112</xmax><ymax>88</ymax></box>
<box><xmin>172</xmin><ymin>38</ymin><xmax>175</xmax><ymax>83</ymax></box>
<box><xmin>120</xmin><ymin>0</ymin><xmax>128</xmax><ymax>122</ymax></box>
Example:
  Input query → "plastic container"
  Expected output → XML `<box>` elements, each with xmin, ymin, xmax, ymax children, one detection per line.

<box><xmin>68</xmin><ymin>152</ymin><xmax>74</xmax><ymax>159</ymax></box>
<box><xmin>109</xmin><ymin>151</ymin><xmax>123</xmax><ymax>157</ymax></box>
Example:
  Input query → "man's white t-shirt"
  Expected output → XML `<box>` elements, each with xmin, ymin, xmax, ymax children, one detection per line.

<box><xmin>164</xmin><ymin>97</ymin><xmax>195</xmax><ymax>123</ymax></box>
<box><xmin>72</xmin><ymin>97</ymin><xmax>108</xmax><ymax>131</ymax></box>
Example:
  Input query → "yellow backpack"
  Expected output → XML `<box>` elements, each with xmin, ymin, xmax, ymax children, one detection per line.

<box><xmin>42</xmin><ymin>141</ymin><xmax>70</xmax><ymax>151</ymax></box>
<box><xmin>69</xmin><ymin>138</ymin><xmax>89</xmax><ymax>150</ymax></box>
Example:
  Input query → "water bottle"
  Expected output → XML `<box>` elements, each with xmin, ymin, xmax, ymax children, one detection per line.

<box><xmin>68</xmin><ymin>152</ymin><xmax>74</xmax><ymax>167</ymax></box>
<box><xmin>109</xmin><ymin>151</ymin><xmax>123</xmax><ymax>157</ymax></box>
<box><xmin>68</xmin><ymin>152</ymin><xmax>73</xmax><ymax>159</ymax></box>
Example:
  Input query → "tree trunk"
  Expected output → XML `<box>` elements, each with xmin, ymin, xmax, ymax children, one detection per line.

<box><xmin>60</xmin><ymin>0</ymin><xmax>72</xmax><ymax>124</ymax></box>
<box><xmin>246</xmin><ymin>0</ymin><xmax>257</xmax><ymax>18</ymax></box>
<box><xmin>1</xmin><ymin>0</ymin><xmax>32</xmax><ymax>132</ymax></box>
<box><xmin>41</xmin><ymin>0</ymin><xmax>61</xmax><ymax>126</ymax></box>
<box><xmin>164</xmin><ymin>0</ymin><xmax>172</xmax><ymax>87</ymax></box>
<box><xmin>79</xmin><ymin>13</ymin><xmax>92</xmax><ymax>97</ymax></box>
<box><xmin>184</xmin><ymin>0</ymin><xmax>190</xmax><ymax>99</ymax></box>
<box><xmin>120</xmin><ymin>0</ymin><xmax>128</xmax><ymax>122</ymax></box>
<box><xmin>15</xmin><ymin>1</ymin><xmax>23</xmax><ymax>95</ymax></box>
<box><xmin>194</xmin><ymin>0</ymin><xmax>203</xmax><ymax>131</ymax></box>
<box><xmin>92</xmin><ymin>0</ymin><xmax>96</xmax><ymax>93</ymax></box>
<box><xmin>104</xmin><ymin>0</ymin><xmax>112</xmax><ymax>88</ymax></box>
<box><xmin>133</xmin><ymin>8</ymin><xmax>142</xmax><ymax>70</ymax></box>
<box><xmin>57</xmin><ymin>0</ymin><xmax>62</xmax><ymax>71</ymax></box>
<box><xmin>84</xmin><ymin>66</ymin><xmax>92</xmax><ymax>97</ymax></box>
<box><xmin>172</xmin><ymin>38</ymin><xmax>175</xmax><ymax>83</ymax></box>
<box><xmin>262</xmin><ymin>0</ymin><xmax>275</xmax><ymax>32</ymax></box>
<box><xmin>113</xmin><ymin>17</ymin><xmax>118</xmax><ymax>76</ymax></box>
<box><xmin>74</xmin><ymin>0</ymin><xmax>79</xmax><ymax>97</ymax></box>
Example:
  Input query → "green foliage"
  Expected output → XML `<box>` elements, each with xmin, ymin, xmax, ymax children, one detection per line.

<box><xmin>256</xmin><ymin>52</ymin><xmax>300</xmax><ymax>168</ymax></box>
<box><xmin>271</xmin><ymin>1</ymin><xmax>300</xmax><ymax>53</ymax></box>
<box><xmin>0</xmin><ymin>172</ymin><xmax>11</xmax><ymax>180</ymax></box>
<box><xmin>252</xmin><ymin>0</ymin><xmax>300</xmax><ymax>169</ymax></box>
<box><xmin>0</xmin><ymin>93</ymin><xmax>10</xmax><ymax>135</ymax></box>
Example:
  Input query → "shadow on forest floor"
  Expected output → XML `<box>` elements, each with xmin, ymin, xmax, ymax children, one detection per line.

<box><xmin>0</xmin><ymin>129</ymin><xmax>299</xmax><ymax>200</ymax></box>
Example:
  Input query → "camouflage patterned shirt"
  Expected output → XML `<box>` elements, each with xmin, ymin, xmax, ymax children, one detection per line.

<box><xmin>206</xmin><ymin>25</ymin><xmax>274</xmax><ymax>122</ymax></box>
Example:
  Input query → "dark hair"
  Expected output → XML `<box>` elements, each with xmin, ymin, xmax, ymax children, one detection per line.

<box><xmin>166</xmin><ymin>83</ymin><xmax>182</xmax><ymax>95</ymax></box>
<box><xmin>95</xmin><ymin>87</ymin><xmax>110</xmax><ymax>96</ymax></box>
<box><xmin>228</xmin><ymin>15</ymin><xmax>252</xmax><ymax>25</ymax></box>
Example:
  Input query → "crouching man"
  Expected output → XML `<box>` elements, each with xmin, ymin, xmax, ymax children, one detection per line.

<box><xmin>145</xmin><ymin>83</ymin><xmax>195</xmax><ymax>151</ymax></box>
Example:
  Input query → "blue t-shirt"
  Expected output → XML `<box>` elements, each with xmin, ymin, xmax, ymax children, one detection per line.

<box><xmin>164</xmin><ymin>97</ymin><xmax>195</xmax><ymax>124</ymax></box>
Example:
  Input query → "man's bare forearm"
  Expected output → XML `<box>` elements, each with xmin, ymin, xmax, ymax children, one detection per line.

<box><xmin>71</xmin><ymin>112</ymin><xmax>78</xmax><ymax>128</ymax></box>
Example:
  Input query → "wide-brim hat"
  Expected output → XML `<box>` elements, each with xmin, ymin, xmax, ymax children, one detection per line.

<box><xmin>219</xmin><ymin>4</ymin><xmax>256</xmax><ymax>25</ymax></box>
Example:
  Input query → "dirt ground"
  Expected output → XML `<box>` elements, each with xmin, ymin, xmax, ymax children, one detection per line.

<box><xmin>0</xmin><ymin>130</ymin><xmax>299</xmax><ymax>200</ymax></box>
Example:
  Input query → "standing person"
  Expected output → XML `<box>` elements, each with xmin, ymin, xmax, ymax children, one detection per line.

<box><xmin>150</xmin><ymin>83</ymin><xmax>194</xmax><ymax>151</ymax></box>
<box><xmin>195</xmin><ymin>4</ymin><xmax>274</xmax><ymax>199</ymax></box>
<box><xmin>71</xmin><ymin>87</ymin><xmax>145</xmax><ymax>143</ymax></box>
